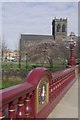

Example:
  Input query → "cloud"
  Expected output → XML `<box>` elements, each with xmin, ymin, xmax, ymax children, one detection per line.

<box><xmin>1</xmin><ymin>0</ymin><xmax>79</xmax><ymax>2</ymax></box>
<box><xmin>2</xmin><ymin>2</ymin><xmax>78</xmax><ymax>50</ymax></box>
<box><xmin>0</xmin><ymin>3</ymin><xmax>2</xmax><ymax>37</ymax></box>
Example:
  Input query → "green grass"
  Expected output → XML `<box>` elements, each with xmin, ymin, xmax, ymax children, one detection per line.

<box><xmin>2</xmin><ymin>81</ymin><xmax>22</xmax><ymax>89</ymax></box>
<box><xmin>2</xmin><ymin>60</ymin><xmax>67</xmax><ymax>71</ymax></box>
<box><xmin>2</xmin><ymin>60</ymin><xmax>67</xmax><ymax>88</ymax></box>
<box><xmin>2</xmin><ymin>76</ymin><xmax>23</xmax><ymax>89</ymax></box>
<box><xmin>0</xmin><ymin>81</ymin><xmax>2</xmax><ymax>89</ymax></box>
<box><xmin>2</xmin><ymin>62</ymin><xmax>19</xmax><ymax>70</ymax></box>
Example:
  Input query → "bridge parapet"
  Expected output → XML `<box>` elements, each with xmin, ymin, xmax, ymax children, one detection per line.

<box><xmin>0</xmin><ymin>67</ymin><xmax>76</xmax><ymax>119</ymax></box>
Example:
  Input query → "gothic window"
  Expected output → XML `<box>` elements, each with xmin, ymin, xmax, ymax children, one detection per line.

<box><xmin>62</xmin><ymin>24</ymin><xmax>66</xmax><ymax>32</ymax></box>
<box><xmin>57</xmin><ymin>24</ymin><xmax>61</xmax><ymax>32</ymax></box>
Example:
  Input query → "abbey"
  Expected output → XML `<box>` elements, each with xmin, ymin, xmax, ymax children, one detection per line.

<box><xmin>20</xmin><ymin>18</ymin><xmax>68</xmax><ymax>60</ymax></box>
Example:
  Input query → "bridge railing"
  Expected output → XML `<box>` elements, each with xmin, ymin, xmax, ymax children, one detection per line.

<box><xmin>0</xmin><ymin>67</ymin><xmax>76</xmax><ymax>119</ymax></box>
<box><xmin>49</xmin><ymin>67</ymin><xmax>75</xmax><ymax>102</ymax></box>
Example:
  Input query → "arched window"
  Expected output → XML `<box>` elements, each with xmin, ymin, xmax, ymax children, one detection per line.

<box><xmin>57</xmin><ymin>24</ymin><xmax>61</xmax><ymax>32</ymax></box>
<box><xmin>62</xmin><ymin>24</ymin><xmax>66</xmax><ymax>32</ymax></box>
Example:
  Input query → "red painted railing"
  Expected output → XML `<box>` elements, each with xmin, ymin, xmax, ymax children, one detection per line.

<box><xmin>0</xmin><ymin>82</ymin><xmax>36</xmax><ymax>119</ymax></box>
<box><xmin>0</xmin><ymin>67</ymin><xmax>76</xmax><ymax>119</ymax></box>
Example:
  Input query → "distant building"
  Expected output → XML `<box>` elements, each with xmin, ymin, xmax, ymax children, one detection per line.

<box><xmin>19</xmin><ymin>18</ymin><xmax>68</xmax><ymax>60</ymax></box>
<box><xmin>3</xmin><ymin>50</ymin><xmax>19</xmax><ymax>61</ymax></box>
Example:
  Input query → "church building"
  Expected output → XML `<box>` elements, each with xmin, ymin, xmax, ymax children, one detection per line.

<box><xmin>19</xmin><ymin>18</ymin><xmax>67</xmax><ymax>60</ymax></box>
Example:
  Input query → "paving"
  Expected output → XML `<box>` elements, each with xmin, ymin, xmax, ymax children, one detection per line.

<box><xmin>48</xmin><ymin>75</ymin><xmax>79</xmax><ymax>118</ymax></box>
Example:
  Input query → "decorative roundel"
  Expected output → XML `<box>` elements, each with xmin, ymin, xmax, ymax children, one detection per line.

<box><xmin>38</xmin><ymin>80</ymin><xmax>47</xmax><ymax>104</ymax></box>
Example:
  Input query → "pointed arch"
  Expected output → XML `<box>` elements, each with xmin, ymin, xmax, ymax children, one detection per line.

<box><xmin>57</xmin><ymin>24</ymin><xmax>61</xmax><ymax>32</ymax></box>
<box><xmin>62</xmin><ymin>24</ymin><xmax>66</xmax><ymax>32</ymax></box>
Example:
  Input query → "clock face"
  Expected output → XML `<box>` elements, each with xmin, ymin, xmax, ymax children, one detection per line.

<box><xmin>38</xmin><ymin>80</ymin><xmax>47</xmax><ymax>104</ymax></box>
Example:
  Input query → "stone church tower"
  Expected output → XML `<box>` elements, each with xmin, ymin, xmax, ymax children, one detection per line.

<box><xmin>52</xmin><ymin>18</ymin><xmax>67</xmax><ymax>40</ymax></box>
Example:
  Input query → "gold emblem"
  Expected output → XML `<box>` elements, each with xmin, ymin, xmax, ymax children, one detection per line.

<box><xmin>36</xmin><ymin>78</ymin><xmax>49</xmax><ymax>113</ymax></box>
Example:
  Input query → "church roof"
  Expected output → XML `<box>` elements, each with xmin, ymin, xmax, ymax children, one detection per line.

<box><xmin>21</xmin><ymin>34</ymin><xmax>53</xmax><ymax>41</ymax></box>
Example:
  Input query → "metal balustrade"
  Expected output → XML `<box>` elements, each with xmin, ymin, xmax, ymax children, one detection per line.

<box><xmin>0</xmin><ymin>66</ymin><xmax>78</xmax><ymax>119</ymax></box>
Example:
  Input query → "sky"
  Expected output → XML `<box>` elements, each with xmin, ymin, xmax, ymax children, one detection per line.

<box><xmin>1</xmin><ymin>2</ymin><xmax>78</xmax><ymax>50</ymax></box>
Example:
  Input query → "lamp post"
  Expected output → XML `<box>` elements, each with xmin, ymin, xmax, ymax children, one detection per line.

<box><xmin>26</xmin><ymin>53</ymin><xmax>28</xmax><ymax>69</ymax></box>
<box><xmin>19</xmin><ymin>53</ymin><xmax>21</xmax><ymax>69</ymax></box>
<box><xmin>42</xmin><ymin>50</ymin><xmax>45</xmax><ymax>67</ymax></box>
<box><xmin>68</xmin><ymin>32</ymin><xmax>76</xmax><ymax>67</ymax></box>
<box><xmin>9</xmin><ymin>53</ymin><xmax>10</xmax><ymax>62</ymax></box>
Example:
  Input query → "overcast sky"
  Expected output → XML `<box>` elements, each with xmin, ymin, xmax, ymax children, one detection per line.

<box><xmin>1</xmin><ymin>2</ymin><xmax>78</xmax><ymax>50</ymax></box>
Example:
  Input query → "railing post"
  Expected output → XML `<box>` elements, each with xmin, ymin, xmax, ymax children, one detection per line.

<box><xmin>58</xmin><ymin>81</ymin><xmax>62</xmax><ymax>93</ymax></box>
<box><xmin>9</xmin><ymin>102</ymin><xmax>16</xmax><ymax>120</ymax></box>
<box><xmin>50</xmin><ymin>83</ymin><xmax>53</xmax><ymax>100</ymax></box>
<box><xmin>17</xmin><ymin>97</ymin><xmax>25</xmax><ymax>118</ymax></box>
<box><xmin>25</xmin><ymin>94</ymin><xmax>32</xmax><ymax>118</ymax></box>
<box><xmin>53</xmin><ymin>82</ymin><xmax>57</xmax><ymax>98</ymax></box>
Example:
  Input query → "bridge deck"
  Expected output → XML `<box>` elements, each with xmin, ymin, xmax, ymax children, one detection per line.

<box><xmin>48</xmin><ymin>76</ymin><xmax>78</xmax><ymax>118</ymax></box>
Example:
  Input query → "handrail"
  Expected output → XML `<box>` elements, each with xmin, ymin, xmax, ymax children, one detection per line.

<box><xmin>52</xmin><ymin>67</ymin><xmax>75</xmax><ymax>82</ymax></box>
<box><xmin>0</xmin><ymin>82</ymin><xmax>36</xmax><ymax>107</ymax></box>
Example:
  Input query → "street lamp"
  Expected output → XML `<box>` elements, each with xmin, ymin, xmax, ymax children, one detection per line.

<box><xmin>19</xmin><ymin>52</ymin><xmax>21</xmax><ymax>69</ymax></box>
<box><xmin>42</xmin><ymin>50</ymin><xmax>45</xmax><ymax>67</ymax></box>
<box><xmin>68</xmin><ymin>32</ymin><xmax>76</xmax><ymax>67</ymax></box>
<box><xmin>26</xmin><ymin>53</ymin><xmax>28</xmax><ymax>69</ymax></box>
<box><xmin>9</xmin><ymin>53</ymin><xmax>11</xmax><ymax>62</ymax></box>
